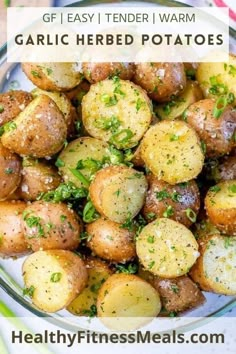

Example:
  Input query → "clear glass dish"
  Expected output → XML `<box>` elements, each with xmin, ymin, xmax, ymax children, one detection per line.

<box><xmin>0</xmin><ymin>0</ymin><xmax>236</xmax><ymax>332</ymax></box>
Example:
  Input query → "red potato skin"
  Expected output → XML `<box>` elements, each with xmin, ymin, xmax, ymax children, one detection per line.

<box><xmin>0</xmin><ymin>201</ymin><xmax>29</xmax><ymax>257</ymax></box>
<box><xmin>134</xmin><ymin>62</ymin><xmax>186</xmax><ymax>102</ymax></box>
<box><xmin>186</xmin><ymin>99</ymin><xmax>236</xmax><ymax>158</ymax></box>
<box><xmin>86</xmin><ymin>218</ymin><xmax>136</xmax><ymax>263</ymax></box>
<box><xmin>205</xmin><ymin>182</ymin><xmax>236</xmax><ymax>236</ymax></box>
<box><xmin>19</xmin><ymin>161</ymin><xmax>61</xmax><ymax>201</ymax></box>
<box><xmin>21</xmin><ymin>201</ymin><xmax>82</xmax><ymax>251</ymax></box>
<box><xmin>142</xmin><ymin>175</ymin><xmax>200</xmax><ymax>227</ymax></box>
<box><xmin>0</xmin><ymin>90</ymin><xmax>33</xmax><ymax>126</ymax></box>
<box><xmin>0</xmin><ymin>142</ymin><xmax>22</xmax><ymax>201</ymax></box>
<box><xmin>82</xmin><ymin>62</ymin><xmax>135</xmax><ymax>84</ymax></box>
<box><xmin>1</xmin><ymin>95</ymin><xmax>67</xmax><ymax>158</ymax></box>
<box><xmin>215</xmin><ymin>156</ymin><xmax>236</xmax><ymax>182</ymax></box>
<box><xmin>152</xmin><ymin>276</ymin><xmax>205</xmax><ymax>313</ymax></box>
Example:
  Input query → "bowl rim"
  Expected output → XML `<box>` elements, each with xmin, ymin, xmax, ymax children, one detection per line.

<box><xmin>0</xmin><ymin>0</ymin><xmax>236</xmax><ymax>332</ymax></box>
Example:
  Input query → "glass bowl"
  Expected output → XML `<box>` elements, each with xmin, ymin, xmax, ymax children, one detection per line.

<box><xmin>0</xmin><ymin>0</ymin><xmax>236</xmax><ymax>333</ymax></box>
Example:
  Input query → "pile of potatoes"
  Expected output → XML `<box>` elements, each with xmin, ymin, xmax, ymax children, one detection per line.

<box><xmin>0</xmin><ymin>57</ymin><xmax>235</xmax><ymax>319</ymax></box>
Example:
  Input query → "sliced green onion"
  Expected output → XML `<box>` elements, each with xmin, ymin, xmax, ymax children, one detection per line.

<box><xmin>83</xmin><ymin>200</ymin><xmax>99</xmax><ymax>223</ymax></box>
<box><xmin>185</xmin><ymin>208</ymin><xmax>197</xmax><ymax>223</ymax></box>
<box><xmin>213</xmin><ymin>96</ymin><xmax>227</xmax><ymax>119</ymax></box>
<box><xmin>69</xmin><ymin>168</ymin><xmax>90</xmax><ymax>188</ymax></box>
<box><xmin>109</xmin><ymin>129</ymin><xmax>134</xmax><ymax>148</ymax></box>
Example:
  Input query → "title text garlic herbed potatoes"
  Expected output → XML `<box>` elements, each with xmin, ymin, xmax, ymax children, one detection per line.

<box><xmin>0</xmin><ymin>55</ymin><xmax>235</xmax><ymax>321</ymax></box>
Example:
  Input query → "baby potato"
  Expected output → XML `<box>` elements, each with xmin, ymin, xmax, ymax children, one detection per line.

<box><xmin>212</xmin><ymin>156</ymin><xmax>236</xmax><ymax>182</ymax></box>
<box><xmin>194</xmin><ymin>218</ymin><xmax>221</xmax><ymax>241</ymax></box>
<box><xmin>142</xmin><ymin>175</ymin><xmax>200</xmax><ymax>227</ymax></box>
<box><xmin>22</xmin><ymin>250</ymin><xmax>88</xmax><ymax>312</ymax></box>
<box><xmin>153</xmin><ymin>276</ymin><xmax>205</xmax><ymax>313</ymax></box>
<box><xmin>196</xmin><ymin>53</ymin><xmax>236</xmax><ymax>104</ymax></box>
<box><xmin>67</xmin><ymin>257</ymin><xmax>112</xmax><ymax>316</ymax></box>
<box><xmin>19</xmin><ymin>158</ymin><xmax>61</xmax><ymax>201</ymax></box>
<box><xmin>140</xmin><ymin>120</ymin><xmax>204</xmax><ymax>185</ymax></box>
<box><xmin>31</xmin><ymin>88</ymin><xmax>77</xmax><ymax>137</ymax></box>
<box><xmin>89</xmin><ymin>165</ymin><xmax>148</xmax><ymax>223</ymax></box>
<box><xmin>134</xmin><ymin>62</ymin><xmax>186</xmax><ymax>102</ymax></box>
<box><xmin>0</xmin><ymin>141</ymin><xmax>22</xmax><ymax>201</ymax></box>
<box><xmin>131</xmin><ymin>145</ymin><xmax>145</xmax><ymax>167</ymax></box>
<box><xmin>0</xmin><ymin>90</ymin><xmax>32</xmax><ymax>126</ymax></box>
<box><xmin>82</xmin><ymin>79</ymin><xmax>152</xmax><ymax>149</ymax></box>
<box><xmin>205</xmin><ymin>180</ymin><xmax>236</xmax><ymax>235</ymax></box>
<box><xmin>185</xmin><ymin>99</ymin><xmax>236</xmax><ymax>157</ymax></box>
<box><xmin>136</xmin><ymin>218</ymin><xmax>199</xmax><ymax>278</ymax></box>
<box><xmin>64</xmin><ymin>80</ymin><xmax>90</xmax><ymax>101</ymax></box>
<box><xmin>58</xmin><ymin>137</ymin><xmax>113</xmax><ymax>189</ymax></box>
<box><xmin>1</xmin><ymin>95</ymin><xmax>67</xmax><ymax>158</ymax></box>
<box><xmin>22</xmin><ymin>62</ymin><xmax>83</xmax><ymax>91</ymax></box>
<box><xmin>189</xmin><ymin>234</ymin><xmax>236</xmax><ymax>295</ymax></box>
<box><xmin>139</xmin><ymin>267</ymin><xmax>205</xmax><ymax>313</ymax></box>
<box><xmin>21</xmin><ymin>201</ymin><xmax>82</xmax><ymax>251</ymax></box>
<box><xmin>155</xmin><ymin>81</ymin><xmax>203</xmax><ymax>121</ymax></box>
<box><xmin>86</xmin><ymin>218</ymin><xmax>136</xmax><ymax>263</ymax></box>
<box><xmin>97</xmin><ymin>274</ymin><xmax>161</xmax><ymax>325</ymax></box>
<box><xmin>0</xmin><ymin>201</ymin><xmax>29</xmax><ymax>257</ymax></box>
<box><xmin>82</xmin><ymin>62</ymin><xmax>135</xmax><ymax>83</ymax></box>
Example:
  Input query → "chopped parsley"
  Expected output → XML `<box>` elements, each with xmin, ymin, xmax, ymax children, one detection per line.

<box><xmin>50</xmin><ymin>272</ymin><xmax>62</xmax><ymax>283</ymax></box>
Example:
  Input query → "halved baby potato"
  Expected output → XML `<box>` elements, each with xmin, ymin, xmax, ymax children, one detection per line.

<box><xmin>140</xmin><ymin>120</ymin><xmax>204</xmax><ymax>185</ymax></box>
<box><xmin>20</xmin><ymin>158</ymin><xmax>61</xmax><ymax>201</ymax></box>
<box><xmin>58</xmin><ymin>137</ymin><xmax>113</xmax><ymax>189</ymax></box>
<box><xmin>196</xmin><ymin>53</ymin><xmax>236</xmax><ymax>104</ymax></box>
<box><xmin>82</xmin><ymin>79</ymin><xmax>152</xmax><ymax>149</ymax></box>
<box><xmin>21</xmin><ymin>201</ymin><xmax>82</xmax><ymax>251</ymax></box>
<box><xmin>0</xmin><ymin>90</ymin><xmax>32</xmax><ymax>126</ymax></box>
<box><xmin>22</xmin><ymin>250</ymin><xmax>88</xmax><ymax>312</ymax></box>
<box><xmin>142</xmin><ymin>175</ymin><xmax>200</xmax><ymax>227</ymax></box>
<box><xmin>185</xmin><ymin>99</ymin><xmax>236</xmax><ymax>157</ymax></box>
<box><xmin>86</xmin><ymin>218</ymin><xmax>136</xmax><ymax>263</ymax></box>
<box><xmin>31</xmin><ymin>88</ymin><xmax>77</xmax><ymax>137</ymax></box>
<box><xmin>155</xmin><ymin>81</ymin><xmax>203</xmax><ymax>121</ymax></box>
<box><xmin>97</xmin><ymin>274</ymin><xmax>161</xmax><ymax>320</ymax></box>
<box><xmin>67</xmin><ymin>257</ymin><xmax>112</xmax><ymax>316</ymax></box>
<box><xmin>1</xmin><ymin>95</ymin><xmax>67</xmax><ymax>158</ymax></box>
<box><xmin>0</xmin><ymin>201</ymin><xmax>29</xmax><ymax>257</ymax></box>
<box><xmin>190</xmin><ymin>234</ymin><xmax>236</xmax><ymax>295</ymax></box>
<box><xmin>136</xmin><ymin>218</ymin><xmax>199</xmax><ymax>278</ymax></box>
<box><xmin>22</xmin><ymin>62</ymin><xmax>83</xmax><ymax>91</ymax></box>
<box><xmin>134</xmin><ymin>62</ymin><xmax>186</xmax><ymax>102</ymax></box>
<box><xmin>82</xmin><ymin>62</ymin><xmax>135</xmax><ymax>83</ymax></box>
<box><xmin>139</xmin><ymin>267</ymin><xmax>205</xmax><ymax>313</ymax></box>
<box><xmin>205</xmin><ymin>180</ymin><xmax>236</xmax><ymax>235</ymax></box>
<box><xmin>0</xmin><ymin>141</ymin><xmax>22</xmax><ymax>201</ymax></box>
<box><xmin>89</xmin><ymin>165</ymin><xmax>148</xmax><ymax>223</ymax></box>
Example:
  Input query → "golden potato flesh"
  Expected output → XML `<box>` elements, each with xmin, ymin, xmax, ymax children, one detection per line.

<box><xmin>136</xmin><ymin>218</ymin><xmax>199</xmax><ymax>278</ymax></box>
<box><xmin>89</xmin><ymin>165</ymin><xmax>148</xmax><ymax>223</ymax></box>
<box><xmin>140</xmin><ymin>120</ymin><xmax>204</xmax><ymax>185</ymax></box>
<box><xmin>205</xmin><ymin>180</ymin><xmax>236</xmax><ymax>235</ymax></box>
<box><xmin>22</xmin><ymin>250</ymin><xmax>88</xmax><ymax>312</ymax></box>
<box><xmin>82</xmin><ymin>79</ymin><xmax>152</xmax><ymax>149</ymax></box>
<box><xmin>22</xmin><ymin>62</ymin><xmax>83</xmax><ymax>91</ymax></box>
